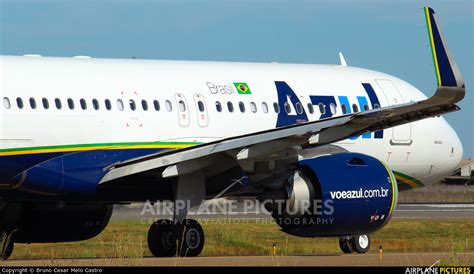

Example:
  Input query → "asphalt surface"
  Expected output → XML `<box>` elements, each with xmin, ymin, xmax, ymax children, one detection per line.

<box><xmin>111</xmin><ymin>203</ymin><xmax>474</xmax><ymax>221</ymax></box>
<box><xmin>4</xmin><ymin>253</ymin><xmax>472</xmax><ymax>266</ymax></box>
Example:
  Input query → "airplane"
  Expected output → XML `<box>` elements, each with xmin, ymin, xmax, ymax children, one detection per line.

<box><xmin>0</xmin><ymin>6</ymin><xmax>465</xmax><ymax>259</ymax></box>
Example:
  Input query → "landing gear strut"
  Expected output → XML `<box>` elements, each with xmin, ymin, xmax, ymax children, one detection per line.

<box><xmin>0</xmin><ymin>231</ymin><xmax>15</xmax><ymax>260</ymax></box>
<box><xmin>339</xmin><ymin>235</ymin><xmax>371</xmax><ymax>254</ymax></box>
<box><xmin>147</xmin><ymin>171</ymin><xmax>206</xmax><ymax>257</ymax></box>
<box><xmin>147</xmin><ymin>219</ymin><xmax>205</xmax><ymax>257</ymax></box>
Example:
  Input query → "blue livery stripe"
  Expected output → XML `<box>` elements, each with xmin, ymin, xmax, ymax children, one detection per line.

<box><xmin>357</xmin><ymin>96</ymin><xmax>371</xmax><ymax>139</ymax></box>
<box><xmin>362</xmin><ymin>83</ymin><xmax>383</xmax><ymax>139</ymax></box>
<box><xmin>310</xmin><ymin>95</ymin><xmax>337</xmax><ymax>119</ymax></box>
<box><xmin>337</xmin><ymin>96</ymin><xmax>352</xmax><ymax>114</ymax></box>
<box><xmin>275</xmin><ymin>81</ymin><xmax>309</xmax><ymax>127</ymax></box>
<box><xmin>0</xmin><ymin>148</ymin><xmax>170</xmax><ymax>194</ymax></box>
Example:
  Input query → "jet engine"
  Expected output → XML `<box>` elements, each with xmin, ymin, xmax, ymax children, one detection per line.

<box><xmin>259</xmin><ymin>152</ymin><xmax>397</xmax><ymax>237</ymax></box>
<box><xmin>13</xmin><ymin>203</ymin><xmax>112</xmax><ymax>243</ymax></box>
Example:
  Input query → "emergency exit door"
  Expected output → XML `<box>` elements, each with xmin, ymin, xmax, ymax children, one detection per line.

<box><xmin>375</xmin><ymin>79</ymin><xmax>412</xmax><ymax>145</ymax></box>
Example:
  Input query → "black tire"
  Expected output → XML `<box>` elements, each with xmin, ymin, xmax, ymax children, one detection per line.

<box><xmin>350</xmin><ymin>235</ymin><xmax>371</xmax><ymax>254</ymax></box>
<box><xmin>147</xmin><ymin>219</ymin><xmax>177</xmax><ymax>257</ymax></box>
<box><xmin>339</xmin><ymin>237</ymin><xmax>354</xmax><ymax>254</ymax></box>
<box><xmin>1</xmin><ymin>240</ymin><xmax>13</xmax><ymax>260</ymax></box>
<box><xmin>177</xmin><ymin>219</ymin><xmax>205</xmax><ymax>257</ymax></box>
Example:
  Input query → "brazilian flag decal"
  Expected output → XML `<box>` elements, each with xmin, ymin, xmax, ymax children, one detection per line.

<box><xmin>234</xmin><ymin>82</ymin><xmax>252</xmax><ymax>95</ymax></box>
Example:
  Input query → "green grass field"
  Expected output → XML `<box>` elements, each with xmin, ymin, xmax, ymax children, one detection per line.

<box><xmin>8</xmin><ymin>218</ymin><xmax>473</xmax><ymax>261</ymax></box>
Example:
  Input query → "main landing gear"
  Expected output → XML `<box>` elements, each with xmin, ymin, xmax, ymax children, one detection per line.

<box><xmin>339</xmin><ymin>235</ymin><xmax>371</xmax><ymax>254</ymax></box>
<box><xmin>147</xmin><ymin>219</ymin><xmax>205</xmax><ymax>257</ymax></box>
<box><xmin>147</xmin><ymin>172</ymin><xmax>206</xmax><ymax>257</ymax></box>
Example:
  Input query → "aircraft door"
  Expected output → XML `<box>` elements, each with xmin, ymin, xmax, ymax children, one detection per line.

<box><xmin>375</xmin><ymin>79</ymin><xmax>412</xmax><ymax>145</ymax></box>
<box><xmin>193</xmin><ymin>94</ymin><xmax>209</xmax><ymax>127</ymax></box>
<box><xmin>174</xmin><ymin>93</ymin><xmax>190</xmax><ymax>127</ymax></box>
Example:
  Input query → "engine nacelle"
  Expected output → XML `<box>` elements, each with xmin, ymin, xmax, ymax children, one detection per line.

<box><xmin>13</xmin><ymin>203</ymin><xmax>112</xmax><ymax>243</ymax></box>
<box><xmin>267</xmin><ymin>152</ymin><xmax>397</xmax><ymax>237</ymax></box>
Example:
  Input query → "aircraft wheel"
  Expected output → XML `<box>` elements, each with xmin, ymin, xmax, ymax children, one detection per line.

<box><xmin>177</xmin><ymin>219</ymin><xmax>204</xmax><ymax>257</ymax></box>
<box><xmin>350</xmin><ymin>234</ymin><xmax>371</xmax><ymax>254</ymax></box>
<box><xmin>339</xmin><ymin>237</ymin><xmax>354</xmax><ymax>254</ymax></box>
<box><xmin>147</xmin><ymin>219</ymin><xmax>177</xmax><ymax>257</ymax></box>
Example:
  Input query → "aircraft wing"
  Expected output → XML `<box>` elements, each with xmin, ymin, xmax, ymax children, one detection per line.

<box><xmin>99</xmin><ymin>6</ymin><xmax>465</xmax><ymax>185</ymax></box>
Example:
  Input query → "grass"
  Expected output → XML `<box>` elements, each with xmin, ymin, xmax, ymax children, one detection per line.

<box><xmin>7</xmin><ymin>219</ymin><xmax>473</xmax><ymax>260</ymax></box>
<box><xmin>397</xmin><ymin>185</ymin><xmax>474</xmax><ymax>203</ymax></box>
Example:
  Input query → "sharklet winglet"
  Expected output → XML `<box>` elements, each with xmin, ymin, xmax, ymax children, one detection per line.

<box><xmin>424</xmin><ymin>6</ymin><xmax>464</xmax><ymax>88</ymax></box>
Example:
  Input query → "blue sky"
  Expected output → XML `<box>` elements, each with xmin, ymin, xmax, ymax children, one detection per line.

<box><xmin>1</xmin><ymin>0</ymin><xmax>472</xmax><ymax>157</ymax></box>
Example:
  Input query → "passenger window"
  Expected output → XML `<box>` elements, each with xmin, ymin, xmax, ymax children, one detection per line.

<box><xmin>16</xmin><ymin>97</ymin><xmax>23</xmax><ymax>109</ymax></box>
<box><xmin>153</xmin><ymin>100</ymin><xmax>160</xmax><ymax>111</ymax></box>
<box><xmin>178</xmin><ymin>100</ymin><xmax>186</xmax><ymax>112</ymax></box>
<box><xmin>250</xmin><ymin>102</ymin><xmax>257</xmax><ymax>113</ymax></box>
<box><xmin>3</xmin><ymin>97</ymin><xmax>11</xmax><ymax>109</ymax></box>
<box><xmin>284</xmin><ymin>102</ymin><xmax>291</xmax><ymax>114</ymax></box>
<box><xmin>295</xmin><ymin>102</ymin><xmax>303</xmax><ymax>114</ymax></box>
<box><xmin>227</xmin><ymin>101</ymin><xmax>234</xmax><ymax>113</ymax></box>
<box><xmin>105</xmin><ymin>99</ymin><xmax>112</xmax><ymax>110</ymax></box>
<box><xmin>67</xmin><ymin>98</ymin><xmax>75</xmax><ymax>110</ymax></box>
<box><xmin>42</xmin><ymin>98</ymin><xmax>49</xmax><ymax>109</ymax></box>
<box><xmin>92</xmin><ymin>99</ymin><xmax>99</xmax><ymax>110</ymax></box>
<box><xmin>330</xmin><ymin>103</ymin><xmax>336</xmax><ymax>115</ymax></box>
<box><xmin>273</xmin><ymin>102</ymin><xmax>280</xmax><ymax>113</ymax></box>
<box><xmin>307</xmin><ymin>103</ymin><xmax>314</xmax><ymax>114</ymax></box>
<box><xmin>129</xmin><ymin>99</ymin><xmax>136</xmax><ymax>111</ymax></box>
<box><xmin>198</xmin><ymin>101</ymin><xmax>205</xmax><ymax>112</ymax></box>
<box><xmin>352</xmin><ymin>104</ymin><xmax>359</xmax><ymax>113</ymax></box>
<box><xmin>55</xmin><ymin>98</ymin><xmax>62</xmax><ymax>110</ymax></box>
<box><xmin>80</xmin><ymin>99</ymin><xmax>87</xmax><ymax>110</ymax></box>
<box><xmin>318</xmin><ymin>103</ymin><xmax>325</xmax><ymax>114</ymax></box>
<box><xmin>117</xmin><ymin>99</ymin><xmax>124</xmax><ymax>111</ymax></box>
<box><xmin>262</xmin><ymin>102</ymin><xmax>268</xmax><ymax>113</ymax></box>
<box><xmin>363</xmin><ymin>104</ymin><xmax>369</xmax><ymax>111</ymax></box>
<box><xmin>29</xmin><ymin>98</ymin><xmax>36</xmax><ymax>109</ymax></box>
<box><xmin>17</xmin><ymin>98</ymin><xmax>24</xmax><ymax>109</ymax></box>
<box><xmin>341</xmin><ymin>104</ymin><xmax>348</xmax><ymax>114</ymax></box>
<box><xmin>165</xmin><ymin>100</ymin><xmax>172</xmax><ymax>112</ymax></box>
<box><xmin>215</xmin><ymin>101</ymin><xmax>222</xmax><ymax>112</ymax></box>
<box><xmin>142</xmin><ymin>100</ymin><xmax>148</xmax><ymax>111</ymax></box>
<box><xmin>239</xmin><ymin>102</ymin><xmax>245</xmax><ymax>113</ymax></box>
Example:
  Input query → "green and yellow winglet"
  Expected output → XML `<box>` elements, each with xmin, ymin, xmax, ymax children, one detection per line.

<box><xmin>424</xmin><ymin>7</ymin><xmax>465</xmax><ymax>99</ymax></box>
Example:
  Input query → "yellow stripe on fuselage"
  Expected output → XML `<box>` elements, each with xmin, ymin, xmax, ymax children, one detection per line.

<box><xmin>0</xmin><ymin>144</ymin><xmax>194</xmax><ymax>157</ymax></box>
<box><xmin>394</xmin><ymin>175</ymin><xmax>418</xmax><ymax>189</ymax></box>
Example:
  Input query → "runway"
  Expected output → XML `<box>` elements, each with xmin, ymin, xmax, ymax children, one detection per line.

<box><xmin>3</xmin><ymin>253</ymin><xmax>473</xmax><ymax>266</ymax></box>
<box><xmin>111</xmin><ymin>203</ymin><xmax>474</xmax><ymax>221</ymax></box>
<box><xmin>393</xmin><ymin>204</ymin><xmax>474</xmax><ymax>219</ymax></box>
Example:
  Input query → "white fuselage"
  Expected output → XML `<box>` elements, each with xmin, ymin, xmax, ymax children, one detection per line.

<box><xmin>0</xmin><ymin>56</ymin><xmax>463</xmax><ymax>189</ymax></box>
